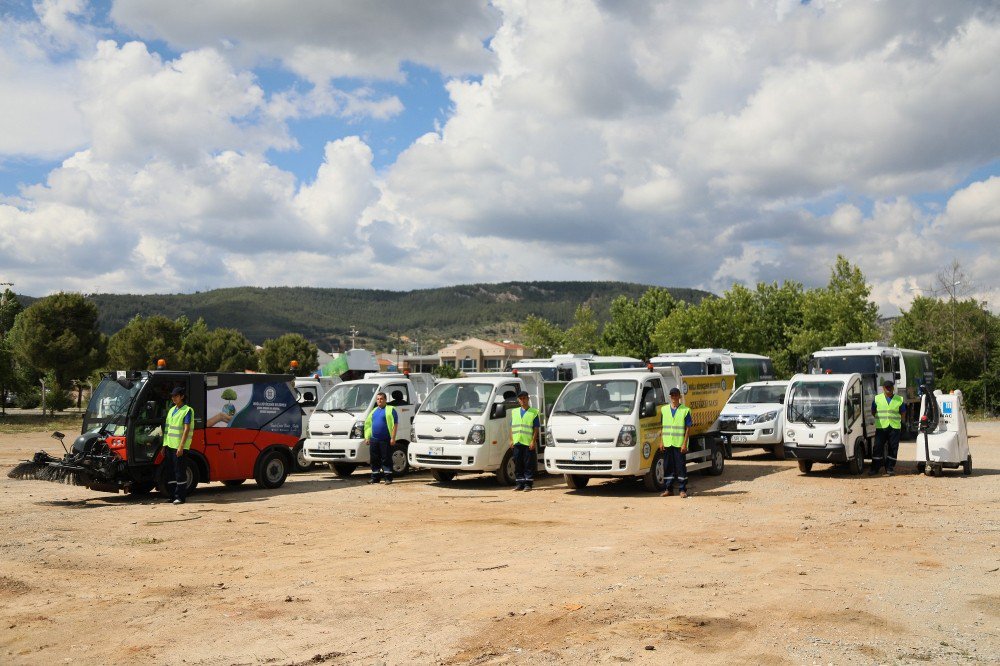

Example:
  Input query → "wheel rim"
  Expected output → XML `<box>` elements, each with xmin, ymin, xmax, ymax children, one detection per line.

<box><xmin>506</xmin><ymin>456</ymin><xmax>516</xmax><ymax>481</ymax></box>
<box><xmin>714</xmin><ymin>449</ymin><xmax>723</xmax><ymax>469</ymax></box>
<box><xmin>185</xmin><ymin>466</ymin><xmax>196</xmax><ymax>489</ymax></box>
<box><xmin>392</xmin><ymin>449</ymin><xmax>407</xmax><ymax>473</ymax></box>
<box><xmin>296</xmin><ymin>446</ymin><xmax>309</xmax><ymax>468</ymax></box>
<box><xmin>265</xmin><ymin>457</ymin><xmax>284</xmax><ymax>483</ymax></box>
<box><xmin>654</xmin><ymin>456</ymin><xmax>664</xmax><ymax>486</ymax></box>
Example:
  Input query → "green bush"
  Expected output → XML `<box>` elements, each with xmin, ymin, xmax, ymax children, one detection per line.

<box><xmin>16</xmin><ymin>389</ymin><xmax>40</xmax><ymax>409</ymax></box>
<box><xmin>47</xmin><ymin>388</ymin><xmax>74</xmax><ymax>412</ymax></box>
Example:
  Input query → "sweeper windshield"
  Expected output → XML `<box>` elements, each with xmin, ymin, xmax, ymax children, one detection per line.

<box><xmin>84</xmin><ymin>375</ymin><xmax>144</xmax><ymax>434</ymax></box>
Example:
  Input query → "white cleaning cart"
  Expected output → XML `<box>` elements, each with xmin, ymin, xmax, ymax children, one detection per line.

<box><xmin>915</xmin><ymin>389</ymin><xmax>972</xmax><ymax>476</ymax></box>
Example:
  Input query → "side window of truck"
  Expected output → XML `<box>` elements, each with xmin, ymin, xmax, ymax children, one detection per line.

<box><xmin>500</xmin><ymin>385</ymin><xmax>520</xmax><ymax>405</ymax></box>
<box><xmin>386</xmin><ymin>385</ymin><xmax>410</xmax><ymax>406</ymax></box>
<box><xmin>643</xmin><ymin>379</ymin><xmax>665</xmax><ymax>405</ymax></box>
<box><xmin>846</xmin><ymin>382</ymin><xmax>860</xmax><ymax>427</ymax></box>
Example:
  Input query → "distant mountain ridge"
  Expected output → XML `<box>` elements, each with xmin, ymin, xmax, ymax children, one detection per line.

<box><xmin>27</xmin><ymin>282</ymin><xmax>714</xmax><ymax>351</ymax></box>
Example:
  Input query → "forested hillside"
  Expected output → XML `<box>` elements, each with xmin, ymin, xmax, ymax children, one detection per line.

<box><xmin>78</xmin><ymin>282</ymin><xmax>711</xmax><ymax>350</ymax></box>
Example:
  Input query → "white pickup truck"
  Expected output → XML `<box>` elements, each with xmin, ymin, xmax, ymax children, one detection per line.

<box><xmin>407</xmin><ymin>371</ymin><xmax>554</xmax><ymax>484</ymax></box>
<box><xmin>302</xmin><ymin>372</ymin><xmax>436</xmax><ymax>477</ymax></box>
<box><xmin>717</xmin><ymin>380</ymin><xmax>789</xmax><ymax>459</ymax></box>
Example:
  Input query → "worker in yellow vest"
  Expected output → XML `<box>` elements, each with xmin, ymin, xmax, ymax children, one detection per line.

<box><xmin>364</xmin><ymin>391</ymin><xmax>398</xmax><ymax>484</ymax></box>
<box><xmin>870</xmin><ymin>380</ymin><xmax>905</xmax><ymax>476</ymax></box>
<box><xmin>660</xmin><ymin>387</ymin><xmax>693</xmax><ymax>498</ymax></box>
<box><xmin>163</xmin><ymin>386</ymin><xmax>194</xmax><ymax>504</ymax></box>
<box><xmin>510</xmin><ymin>390</ymin><xmax>540</xmax><ymax>491</ymax></box>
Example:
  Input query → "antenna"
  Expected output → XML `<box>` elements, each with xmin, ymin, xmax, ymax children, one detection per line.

<box><xmin>349</xmin><ymin>326</ymin><xmax>358</xmax><ymax>350</ymax></box>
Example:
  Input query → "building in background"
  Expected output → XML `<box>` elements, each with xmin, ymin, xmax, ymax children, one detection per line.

<box><xmin>437</xmin><ymin>338</ymin><xmax>533</xmax><ymax>373</ymax></box>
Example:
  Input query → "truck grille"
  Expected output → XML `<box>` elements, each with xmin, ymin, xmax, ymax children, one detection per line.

<box><xmin>305</xmin><ymin>449</ymin><xmax>348</xmax><ymax>460</ymax></box>
<box><xmin>555</xmin><ymin>438</ymin><xmax>614</xmax><ymax>445</ymax></box>
<box><xmin>555</xmin><ymin>460</ymin><xmax>614</xmax><ymax>471</ymax></box>
<box><xmin>416</xmin><ymin>435</ymin><xmax>463</xmax><ymax>441</ymax></box>
<box><xmin>310</xmin><ymin>430</ymin><xmax>349</xmax><ymax>437</ymax></box>
<box><xmin>415</xmin><ymin>454</ymin><xmax>462</xmax><ymax>466</ymax></box>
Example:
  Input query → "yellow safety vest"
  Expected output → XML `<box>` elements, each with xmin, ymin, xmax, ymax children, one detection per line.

<box><xmin>661</xmin><ymin>404</ymin><xmax>691</xmax><ymax>448</ymax></box>
<box><xmin>874</xmin><ymin>394</ymin><xmax>903</xmax><ymax>429</ymax></box>
<box><xmin>164</xmin><ymin>404</ymin><xmax>194</xmax><ymax>450</ymax></box>
<box><xmin>364</xmin><ymin>406</ymin><xmax>396</xmax><ymax>440</ymax></box>
<box><xmin>511</xmin><ymin>407</ymin><xmax>539</xmax><ymax>446</ymax></box>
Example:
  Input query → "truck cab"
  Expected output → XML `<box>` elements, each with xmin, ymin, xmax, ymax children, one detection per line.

<box><xmin>718</xmin><ymin>380</ymin><xmax>789</xmax><ymax>458</ymax></box>
<box><xmin>544</xmin><ymin>368</ymin><xmax>732</xmax><ymax>492</ymax></box>
<box><xmin>783</xmin><ymin>372</ymin><xmax>873</xmax><ymax>474</ymax></box>
<box><xmin>292</xmin><ymin>375</ymin><xmax>342</xmax><ymax>471</ymax></box>
<box><xmin>302</xmin><ymin>372</ymin><xmax>435</xmax><ymax>477</ymax></box>
<box><xmin>408</xmin><ymin>372</ymin><xmax>548</xmax><ymax>484</ymax></box>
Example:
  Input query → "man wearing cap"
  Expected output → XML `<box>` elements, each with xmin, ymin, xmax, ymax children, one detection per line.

<box><xmin>870</xmin><ymin>380</ymin><xmax>905</xmax><ymax>476</ymax></box>
<box><xmin>510</xmin><ymin>390</ymin><xmax>540</xmax><ymax>491</ymax></box>
<box><xmin>660</xmin><ymin>387</ymin><xmax>693</xmax><ymax>498</ymax></box>
<box><xmin>364</xmin><ymin>391</ymin><xmax>398</xmax><ymax>484</ymax></box>
<box><xmin>163</xmin><ymin>386</ymin><xmax>194</xmax><ymax>504</ymax></box>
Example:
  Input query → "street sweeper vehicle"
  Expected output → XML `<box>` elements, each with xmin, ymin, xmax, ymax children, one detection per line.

<box><xmin>915</xmin><ymin>387</ymin><xmax>972</xmax><ymax>476</ymax></box>
<box><xmin>9</xmin><ymin>370</ymin><xmax>302</xmax><ymax>496</ymax></box>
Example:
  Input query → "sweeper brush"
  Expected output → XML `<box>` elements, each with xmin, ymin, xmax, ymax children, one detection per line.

<box><xmin>8</xmin><ymin>451</ymin><xmax>87</xmax><ymax>485</ymax></box>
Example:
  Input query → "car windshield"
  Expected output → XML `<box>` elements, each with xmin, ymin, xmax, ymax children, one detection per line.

<box><xmin>810</xmin><ymin>354</ymin><xmax>881</xmax><ymax>375</ymax></box>
<box><xmin>652</xmin><ymin>360</ymin><xmax>707</xmax><ymax>375</ymax></box>
<box><xmin>514</xmin><ymin>366</ymin><xmax>557</xmax><ymax>381</ymax></box>
<box><xmin>85</xmin><ymin>376</ymin><xmax>143</xmax><ymax>432</ymax></box>
<box><xmin>554</xmin><ymin>379</ymin><xmax>637</xmax><ymax>415</ymax></box>
<box><xmin>318</xmin><ymin>383</ymin><xmax>377</xmax><ymax>412</ymax></box>
<box><xmin>786</xmin><ymin>380</ymin><xmax>843</xmax><ymax>424</ymax></box>
<box><xmin>421</xmin><ymin>383</ymin><xmax>494</xmax><ymax>415</ymax></box>
<box><xmin>727</xmin><ymin>384</ymin><xmax>787</xmax><ymax>405</ymax></box>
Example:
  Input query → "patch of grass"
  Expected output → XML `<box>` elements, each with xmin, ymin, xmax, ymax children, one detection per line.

<box><xmin>0</xmin><ymin>412</ymin><xmax>85</xmax><ymax>435</ymax></box>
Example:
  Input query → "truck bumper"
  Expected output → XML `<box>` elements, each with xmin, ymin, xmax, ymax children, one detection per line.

<box><xmin>408</xmin><ymin>443</ymin><xmax>493</xmax><ymax>472</ymax></box>
<box><xmin>302</xmin><ymin>437</ymin><xmax>369</xmax><ymax>464</ymax></box>
<box><xmin>542</xmin><ymin>445</ymin><xmax>643</xmax><ymax>476</ymax></box>
<box><xmin>723</xmin><ymin>429</ymin><xmax>781</xmax><ymax>447</ymax></box>
<box><xmin>783</xmin><ymin>444</ymin><xmax>847</xmax><ymax>463</ymax></box>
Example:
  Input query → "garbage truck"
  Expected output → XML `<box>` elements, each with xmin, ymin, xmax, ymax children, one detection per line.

<box><xmin>512</xmin><ymin>354</ymin><xmax>644</xmax><ymax>381</ymax></box>
<box><xmin>301</xmin><ymin>372</ymin><xmax>436</xmax><ymax>477</ymax></box>
<box><xmin>407</xmin><ymin>371</ymin><xmax>561</xmax><ymax>484</ymax></box>
<box><xmin>544</xmin><ymin>367</ymin><xmax>733</xmax><ymax>491</ymax></box>
<box><xmin>9</xmin><ymin>370</ymin><xmax>302</xmax><ymax>496</ymax></box>
<box><xmin>650</xmin><ymin>349</ymin><xmax>775</xmax><ymax>387</ymax></box>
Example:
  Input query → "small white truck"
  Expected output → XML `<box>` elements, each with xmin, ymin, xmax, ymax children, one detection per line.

<box><xmin>407</xmin><ymin>371</ymin><xmax>552</xmax><ymax>484</ymax></box>
<box><xmin>650</xmin><ymin>348</ymin><xmax>775</xmax><ymax>387</ymax></box>
<box><xmin>292</xmin><ymin>375</ymin><xmax>342</xmax><ymax>471</ymax></box>
<box><xmin>717</xmin><ymin>380</ymin><xmax>789</xmax><ymax>459</ymax></box>
<box><xmin>782</xmin><ymin>372</ymin><xmax>874</xmax><ymax>474</ymax></box>
<box><xmin>512</xmin><ymin>354</ymin><xmax>644</xmax><ymax>381</ymax></box>
<box><xmin>544</xmin><ymin>367</ymin><xmax>733</xmax><ymax>491</ymax></box>
<box><xmin>302</xmin><ymin>372</ymin><xmax>436</xmax><ymax>477</ymax></box>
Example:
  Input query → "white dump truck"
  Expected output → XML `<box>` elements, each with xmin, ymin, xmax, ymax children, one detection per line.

<box><xmin>302</xmin><ymin>372</ymin><xmax>436</xmax><ymax>477</ymax></box>
<box><xmin>544</xmin><ymin>367</ymin><xmax>733</xmax><ymax>491</ymax></box>
<box><xmin>292</xmin><ymin>375</ymin><xmax>343</xmax><ymax>471</ymax></box>
<box><xmin>512</xmin><ymin>354</ymin><xmax>644</xmax><ymax>381</ymax></box>
<box><xmin>407</xmin><ymin>371</ymin><xmax>557</xmax><ymax>484</ymax></box>
<box><xmin>808</xmin><ymin>342</ymin><xmax>934</xmax><ymax>435</ymax></box>
<box><xmin>782</xmin><ymin>372</ymin><xmax>874</xmax><ymax>474</ymax></box>
<box><xmin>650</xmin><ymin>349</ymin><xmax>775</xmax><ymax>388</ymax></box>
<box><xmin>717</xmin><ymin>380</ymin><xmax>789</xmax><ymax>458</ymax></box>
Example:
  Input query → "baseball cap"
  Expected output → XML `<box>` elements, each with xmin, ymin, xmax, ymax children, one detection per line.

<box><xmin>882</xmin><ymin>380</ymin><xmax>895</xmax><ymax>389</ymax></box>
<box><xmin>516</xmin><ymin>390</ymin><xmax>530</xmax><ymax>398</ymax></box>
<box><xmin>170</xmin><ymin>386</ymin><xmax>186</xmax><ymax>397</ymax></box>
<box><xmin>668</xmin><ymin>387</ymin><xmax>681</xmax><ymax>396</ymax></box>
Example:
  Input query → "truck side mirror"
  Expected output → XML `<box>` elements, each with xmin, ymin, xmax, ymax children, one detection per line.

<box><xmin>491</xmin><ymin>403</ymin><xmax>506</xmax><ymax>419</ymax></box>
<box><xmin>778</xmin><ymin>395</ymin><xmax>785</xmax><ymax>405</ymax></box>
<box><xmin>640</xmin><ymin>400</ymin><xmax>656</xmax><ymax>418</ymax></box>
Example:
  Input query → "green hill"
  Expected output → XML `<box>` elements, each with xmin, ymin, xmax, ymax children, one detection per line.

<box><xmin>33</xmin><ymin>282</ymin><xmax>714</xmax><ymax>351</ymax></box>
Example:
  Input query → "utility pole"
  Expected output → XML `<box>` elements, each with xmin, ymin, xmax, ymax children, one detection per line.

<box><xmin>349</xmin><ymin>326</ymin><xmax>358</xmax><ymax>350</ymax></box>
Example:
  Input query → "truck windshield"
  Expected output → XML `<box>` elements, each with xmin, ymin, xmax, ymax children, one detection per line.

<box><xmin>318</xmin><ymin>383</ymin><xmax>377</xmax><ymax>413</ymax></box>
<box><xmin>420</xmin><ymin>383</ymin><xmax>493</xmax><ymax>415</ymax></box>
<box><xmin>652</xmin><ymin>361</ymin><xmax>707</xmax><ymax>375</ymax></box>
<box><xmin>514</xmin><ymin>366</ymin><xmax>557</xmax><ymax>381</ymax></box>
<box><xmin>786</xmin><ymin>380</ymin><xmax>843</xmax><ymax>424</ymax></box>
<box><xmin>84</xmin><ymin>377</ymin><xmax>143</xmax><ymax>433</ymax></box>
<box><xmin>554</xmin><ymin>379</ymin><xmax>637</xmax><ymax>415</ymax></box>
<box><xmin>728</xmin><ymin>384</ymin><xmax>786</xmax><ymax>405</ymax></box>
<box><xmin>810</xmin><ymin>354</ymin><xmax>880</xmax><ymax>375</ymax></box>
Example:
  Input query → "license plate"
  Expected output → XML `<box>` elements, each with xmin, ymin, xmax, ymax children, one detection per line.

<box><xmin>429</xmin><ymin>446</ymin><xmax>444</xmax><ymax>456</ymax></box>
<box><xmin>730</xmin><ymin>435</ymin><xmax>748</xmax><ymax>443</ymax></box>
<box><xmin>317</xmin><ymin>441</ymin><xmax>331</xmax><ymax>450</ymax></box>
<box><xmin>572</xmin><ymin>450</ymin><xmax>590</xmax><ymax>462</ymax></box>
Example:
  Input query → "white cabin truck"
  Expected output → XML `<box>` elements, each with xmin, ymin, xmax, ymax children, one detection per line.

<box><xmin>407</xmin><ymin>371</ymin><xmax>557</xmax><ymax>484</ymax></box>
<box><xmin>512</xmin><ymin>354</ymin><xmax>645</xmax><ymax>381</ymax></box>
<box><xmin>544</xmin><ymin>367</ymin><xmax>733</xmax><ymax>491</ymax></box>
<box><xmin>808</xmin><ymin>342</ymin><xmax>934</xmax><ymax>436</ymax></box>
<box><xmin>301</xmin><ymin>372</ymin><xmax>436</xmax><ymax>477</ymax></box>
<box><xmin>717</xmin><ymin>380</ymin><xmax>789</xmax><ymax>458</ymax></box>
<box><xmin>782</xmin><ymin>372</ymin><xmax>875</xmax><ymax>474</ymax></box>
<box><xmin>650</xmin><ymin>349</ymin><xmax>775</xmax><ymax>388</ymax></box>
<box><xmin>292</xmin><ymin>375</ymin><xmax>342</xmax><ymax>471</ymax></box>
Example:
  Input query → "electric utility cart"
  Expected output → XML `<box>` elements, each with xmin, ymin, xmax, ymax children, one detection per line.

<box><xmin>10</xmin><ymin>370</ymin><xmax>303</xmax><ymax>496</ymax></box>
<box><xmin>915</xmin><ymin>388</ymin><xmax>972</xmax><ymax>476</ymax></box>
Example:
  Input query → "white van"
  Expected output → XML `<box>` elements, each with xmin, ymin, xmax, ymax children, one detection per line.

<box><xmin>512</xmin><ymin>354</ymin><xmax>644</xmax><ymax>381</ymax></box>
<box><xmin>783</xmin><ymin>373</ymin><xmax>874</xmax><ymax>474</ymax></box>
<box><xmin>718</xmin><ymin>380</ymin><xmax>788</xmax><ymax>458</ymax></box>
<box><xmin>302</xmin><ymin>372</ymin><xmax>436</xmax><ymax>477</ymax></box>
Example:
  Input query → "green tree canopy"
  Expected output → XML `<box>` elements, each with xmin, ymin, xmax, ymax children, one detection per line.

<box><xmin>106</xmin><ymin>315</ymin><xmax>186</xmax><ymax>371</ymax></box>
<box><xmin>259</xmin><ymin>333</ymin><xmax>319</xmax><ymax>375</ymax></box>
<box><xmin>600</xmin><ymin>287</ymin><xmax>676</xmax><ymax>359</ymax></box>
<box><xmin>0</xmin><ymin>290</ymin><xmax>24</xmax><ymax>413</ymax></box>
<box><xmin>562</xmin><ymin>305</ymin><xmax>600</xmax><ymax>354</ymax></box>
<box><xmin>178</xmin><ymin>325</ymin><xmax>258</xmax><ymax>373</ymax></box>
<box><xmin>521</xmin><ymin>315</ymin><xmax>563</xmax><ymax>358</ymax></box>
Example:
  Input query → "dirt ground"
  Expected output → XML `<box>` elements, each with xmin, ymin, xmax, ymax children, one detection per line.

<box><xmin>0</xmin><ymin>424</ymin><xmax>998</xmax><ymax>666</ymax></box>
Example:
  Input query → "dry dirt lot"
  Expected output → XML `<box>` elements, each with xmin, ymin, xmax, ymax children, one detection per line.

<box><xmin>1</xmin><ymin>424</ymin><xmax>998</xmax><ymax>665</ymax></box>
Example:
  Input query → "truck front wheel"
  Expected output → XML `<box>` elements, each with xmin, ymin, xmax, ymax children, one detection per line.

<box><xmin>391</xmin><ymin>443</ymin><xmax>409</xmax><ymax>477</ymax></box>
<box><xmin>431</xmin><ymin>469</ymin><xmax>456</xmax><ymax>483</ymax></box>
<box><xmin>797</xmin><ymin>460</ymin><xmax>813</xmax><ymax>474</ymax></box>
<box><xmin>705</xmin><ymin>443</ymin><xmax>725</xmax><ymax>476</ymax></box>
<box><xmin>331</xmin><ymin>463</ymin><xmax>357</xmax><ymax>478</ymax></box>
<box><xmin>255</xmin><ymin>450</ymin><xmax>289</xmax><ymax>489</ymax></box>
<box><xmin>496</xmin><ymin>449</ymin><xmax>516</xmax><ymax>485</ymax></box>
<box><xmin>292</xmin><ymin>441</ymin><xmax>314</xmax><ymax>473</ymax></box>
<box><xmin>642</xmin><ymin>452</ymin><xmax>666</xmax><ymax>492</ymax></box>
<box><xmin>155</xmin><ymin>458</ymin><xmax>198</xmax><ymax>497</ymax></box>
<box><xmin>564</xmin><ymin>474</ymin><xmax>589</xmax><ymax>490</ymax></box>
<box><xmin>772</xmin><ymin>444</ymin><xmax>786</xmax><ymax>460</ymax></box>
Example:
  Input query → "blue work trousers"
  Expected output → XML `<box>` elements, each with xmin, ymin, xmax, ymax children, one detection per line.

<box><xmin>872</xmin><ymin>428</ymin><xmax>901</xmax><ymax>472</ymax></box>
<box><xmin>369</xmin><ymin>439</ymin><xmax>393</xmax><ymax>481</ymax></box>
<box><xmin>513</xmin><ymin>445</ymin><xmax>535</xmax><ymax>487</ymax></box>
<box><xmin>663</xmin><ymin>446</ymin><xmax>687</xmax><ymax>492</ymax></box>
<box><xmin>163</xmin><ymin>446</ymin><xmax>188</xmax><ymax>501</ymax></box>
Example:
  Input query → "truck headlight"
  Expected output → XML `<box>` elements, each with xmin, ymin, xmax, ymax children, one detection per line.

<box><xmin>350</xmin><ymin>421</ymin><xmax>364</xmax><ymax>439</ymax></box>
<box><xmin>752</xmin><ymin>410</ymin><xmax>778</xmax><ymax>425</ymax></box>
<box><xmin>826</xmin><ymin>430</ymin><xmax>840</xmax><ymax>444</ymax></box>
<box><xmin>411</xmin><ymin>430</ymin><xmax>420</xmax><ymax>443</ymax></box>
<box><xmin>467</xmin><ymin>425</ymin><xmax>485</xmax><ymax>445</ymax></box>
<box><xmin>785</xmin><ymin>429</ymin><xmax>795</xmax><ymax>441</ymax></box>
<box><xmin>545</xmin><ymin>429</ymin><xmax>554</xmax><ymax>447</ymax></box>
<box><xmin>616</xmin><ymin>425</ymin><xmax>637</xmax><ymax>447</ymax></box>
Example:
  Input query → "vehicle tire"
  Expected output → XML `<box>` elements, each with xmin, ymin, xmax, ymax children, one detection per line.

<box><xmin>222</xmin><ymin>479</ymin><xmax>246</xmax><ymax>487</ymax></box>
<box><xmin>773</xmin><ymin>444</ymin><xmax>786</xmax><ymax>460</ymax></box>
<box><xmin>797</xmin><ymin>460</ymin><xmax>813</xmax><ymax>474</ymax></box>
<box><xmin>496</xmin><ymin>448</ymin><xmax>516</xmax><ymax>485</ymax></box>
<box><xmin>564</xmin><ymin>474</ymin><xmax>589</xmax><ymax>490</ymax></box>
<box><xmin>332</xmin><ymin>463</ymin><xmax>357</xmax><ymax>478</ymax></box>
<box><xmin>431</xmin><ymin>469</ymin><xmax>456</xmax><ymax>483</ymax></box>
<box><xmin>849</xmin><ymin>441</ymin><xmax>865</xmax><ymax>475</ymax></box>
<box><xmin>155</xmin><ymin>458</ymin><xmax>198</xmax><ymax>496</ymax></box>
<box><xmin>390</xmin><ymin>443</ymin><xmax>409</xmax><ymax>477</ymax></box>
<box><xmin>292</xmin><ymin>441</ymin><xmax>314</xmax><ymax>473</ymax></box>
<box><xmin>916</xmin><ymin>461</ymin><xmax>926</xmax><ymax>474</ymax></box>
<box><xmin>254</xmin><ymin>449</ymin><xmax>289</xmax><ymax>489</ymax></box>
<box><xmin>642</xmin><ymin>451</ymin><xmax>666</xmax><ymax>492</ymax></box>
<box><xmin>925</xmin><ymin>464</ymin><xmax>935</xmax><ymax>477</ymax></box>
<box><xmin>128</xmin><ymin>481</ymin><xmax>154</xmax><ymax>496</ymax></box>
<box><xmin>962</xmin><ymin>455</ymin><xmax>972</xmax><ymax>476</ymax></box>
<box><xmin>705</xmin><ymin>444</ymin><xmax>725</xmax><ymax>476</ymax></box>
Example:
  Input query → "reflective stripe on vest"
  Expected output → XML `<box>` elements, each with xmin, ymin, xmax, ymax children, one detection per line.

<box><xmin>364</xmin><ymin>406</ymin><xmax>396</xmax><ymax>440</ymax></box>
<box><xmin>874</xmin><ymin>394</ymin><xmax>903</xmax><ymax>429</ymax></box>
<box><xmin>164</xmin><ymin>404</ymin><xmax>194</xmax><ymax>450</ymax></box>
<box><xmin>511</xmin><ymin>407</ymin><xmax>539</xmax><ymax>446</ymax></box>
<box><xmin>661</xmin><ymin>404</ymin><xmax>691</xmax><ymax>448</ymax></box>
